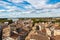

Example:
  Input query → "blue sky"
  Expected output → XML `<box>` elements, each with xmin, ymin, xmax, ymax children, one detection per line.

<box><xmin>47</xmin><ymin>0</ymin><xmax>60</xmax><ymax>4</ymax></box>
<box><xmin>0</xmin><ymin>0</ymin><xmax>60</xmax><ymax>18</ymax></box>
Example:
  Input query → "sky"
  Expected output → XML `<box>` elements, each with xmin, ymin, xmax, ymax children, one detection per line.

<box><xmin>0</xmin><ymin>0</ymin><xmax>60</xmax><ymax>18</ymax></box>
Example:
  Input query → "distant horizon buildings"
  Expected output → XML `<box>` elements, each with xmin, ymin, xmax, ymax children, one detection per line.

<box><xmin>7</xmin><ymin>18</ymin><xmax>19</xmax><ymax>22</ymax></box>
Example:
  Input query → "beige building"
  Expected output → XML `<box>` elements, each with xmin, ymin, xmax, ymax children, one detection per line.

<box><xmin>2</xmin><ymin>25</ymin><xmax>10</xmax><ymax>39</ymax></box>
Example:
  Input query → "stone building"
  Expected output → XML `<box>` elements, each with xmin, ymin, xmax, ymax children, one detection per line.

<box><xmin>2</xmin><ymin>24</ymin><xmax>11</xmax><ymax>40</ymax></box>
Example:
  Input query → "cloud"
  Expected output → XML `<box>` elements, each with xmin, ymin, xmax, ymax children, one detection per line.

<box><xmin>0</xmin><ymin>0</ymin><xmax>60</xmax><ymax>18</ymax></box>
<box><xmin>0</xmin><ymin>0</ymin><xmax>34</xmax><ymax>12</ymax></box>
<box><xmin>25</xmin><ymin>0</ymin><xmax>60</xmax><ymax>9</ymax></box>
<box><xmin>8</xmin><ymin>0</ymin><xmax>24</xmax><ymax>3</ymax></box>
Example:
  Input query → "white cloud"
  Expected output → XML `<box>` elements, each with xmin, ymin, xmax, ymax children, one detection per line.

<box><xmin>0</xmin><ymin>1</ymin><xmax>24</xmax><ymax>12</ymax></box>
<box><xmin>25</xmin><ymin>0</ymin><xmax>48</xmax><ymax>9</ymax></box>
<box><xmin>45</xmin><ymin>2</ymin><xmax>60</xmax><ymax>9</ymax></box>
<box><xmin>25</xmin><ymin>0</ymin><xmax>60</xmax><ymax>9</ymax></box>
<box><xmin>8</xmin><ymin>0</ymin><xmax>24</xmax><ymax>3</ymax></box>
<box><xmin>0</xmin><ymin>0</ymin><xmax>60</xmax><ymax>18</ymax></box>
<box><xmin>0</xmin><ymin>0</ymin><xmax>34</xmax><ymax>12</ymax></box>
<box><xmin>0</xmin><ymin>10</ymin><xmax>6</xmax><ymax>12</ymax></box>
